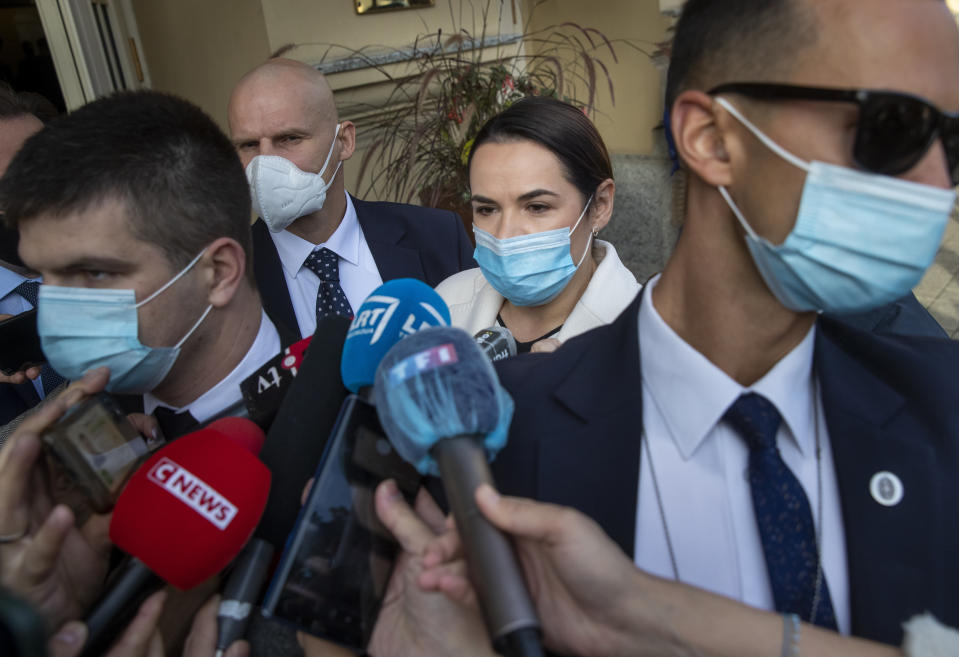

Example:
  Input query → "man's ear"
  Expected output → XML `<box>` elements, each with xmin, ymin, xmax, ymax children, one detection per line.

<box><xmin>671</xmin><ymin>90</ymin><xmax>735</xmax><ymax>187</ymax></box>
<box><xmin>337</xmin><ymin>120</ymin><xmax>356</xmax><ymax>162</ymax></box>
<box><xmin>589</xmin><ymin>178</ymin><xmax>615</xmax><ymax>233</ymax></box>
<box><xmin>202</xmin><ymin>237</ymin><xmax>246</xmax><ymax>308</ymax></box>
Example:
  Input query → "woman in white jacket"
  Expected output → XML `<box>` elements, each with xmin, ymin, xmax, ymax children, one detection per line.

<box><xmin>436</xmin><ymin>97</ymin><xmax>640</xmax><ymax>353</ymax></box>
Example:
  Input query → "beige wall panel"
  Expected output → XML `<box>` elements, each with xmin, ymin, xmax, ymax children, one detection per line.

<box><xmin>523</xmin><ymin>0</ymin><xmax>673</xmax><ymax>155</ymax></box>
<box><xmin>130</xmin><ymin>0</ymin><xmax>271</xmax><ymax>130</ymax></box>
<box><xmin>259</xmin><ymin>0</ymin><xmax>521</xmax><ymax>62</ymax></box>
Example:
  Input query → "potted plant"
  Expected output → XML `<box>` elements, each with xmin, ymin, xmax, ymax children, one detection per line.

<box><xmin>322</xmin><ymin>1</ymin><xmax>652</xmax><ymax>232</ymax></box>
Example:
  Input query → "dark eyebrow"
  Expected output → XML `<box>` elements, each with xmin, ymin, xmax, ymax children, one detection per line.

<box><xmin>59</xmin><ymin>256</ymin><xmax>134</xmax><ymax>273</ymax></box>
<box><xmin>470</xmin><ymin>189</ymin><xmax>560</xmax><ymax>204</ymax></box>
<box><xmin>517</xmin><ymin>189</ymin><xmax>559</xmax><ymax>202</ymax></box>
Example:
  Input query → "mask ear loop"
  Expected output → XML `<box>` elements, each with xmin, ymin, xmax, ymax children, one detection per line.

<box><xmin>174</xmin><ymin>304</ymin><xmax>213</xmax><ymax>349</ymax></box>
<box><xmin>572</xmin><ymin>195</ymin><xmax>594</xmax><ymax>268</ymax></box>
<box><xmin>135</xmin><ymin>249</ymin><xmax>207</xmax><ymax>308</ymax></box>
<box><xmin>318</xmin><ymin>123</ymin><xmax>342</xmax><ymax>186</ymax></box>
<box><xmin>713</xmin><ymin>97</ymin><xmax>811</xmax><ymax>243</ymax></box>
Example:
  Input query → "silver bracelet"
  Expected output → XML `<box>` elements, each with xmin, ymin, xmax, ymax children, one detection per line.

<box><xmin>781</xmin><ymin>613</ymin><xmax>800</xmax><ymax>657</ymax></box>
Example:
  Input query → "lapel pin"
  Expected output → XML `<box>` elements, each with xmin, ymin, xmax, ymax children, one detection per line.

<box><xmin>869</xmin><ymin>471</ymin><xmax>904</xmax><ymax>507</ymax></box>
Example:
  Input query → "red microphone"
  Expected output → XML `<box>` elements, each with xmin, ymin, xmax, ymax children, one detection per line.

<box><xmin>81</xmin><ymin>420</ymin><xmax>270</xmax><ymax>655</ymax></box>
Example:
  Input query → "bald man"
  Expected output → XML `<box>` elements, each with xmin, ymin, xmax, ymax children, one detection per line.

<box><xmin>229</xmin><ymin>58</ymin><xmax>474</xmax><ymax>338</ymax></box>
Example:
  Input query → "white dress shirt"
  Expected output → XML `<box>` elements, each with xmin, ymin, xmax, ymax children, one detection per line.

<box><xmin>270</xmin><ymin>192</ymin><xmax>382</xmax><ymax>338</ymax></box>
<box><xmin>144</xmin><ymin>310</ymin><xmax>281</xmax><ymax>423</ymax></box>
<box><xmin>634</xmin><ymin>274</ymin><xmax>851</xmax><ymax>634</ymax></box>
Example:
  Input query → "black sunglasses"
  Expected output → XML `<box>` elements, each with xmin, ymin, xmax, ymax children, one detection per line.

<box><xmin>709</xmin><ymin>82</ymin><xmax>959</xmax><ymax>185</ymax></box>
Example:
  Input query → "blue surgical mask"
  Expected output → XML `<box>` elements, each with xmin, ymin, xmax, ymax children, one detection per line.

<box><xmin>715</xmin><ymin>96</ymin><xmax>955</xmax><ymax>314</ymax></box>
<box><xmin>473</xmin><ymin>197</ymin><xmax>593</xmax><ymax>307</ymax></box>
<box><xmin>37</xmin><ymin>250</ymin><xmax>212</xmax><ymax>393</ymax></box>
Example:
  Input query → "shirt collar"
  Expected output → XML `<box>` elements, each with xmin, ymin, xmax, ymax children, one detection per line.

<box><xmin>638</xmin><ymin>274</ymin><xmax>816</xmax><ymax>460</ymax></box>
<box><xmin>0</xmin><ymin>266</ymin><xmax>30</xmax><ymax>298</ymax></box>
<box><xmin>271</xmin><ymin>190</ymin><xmax>360</xmax><ymax>278</ymax></box>
<box><xmin>144</xmin><ymin>309</ymin><xmax>282</xmax><ymax>423</ymax></box>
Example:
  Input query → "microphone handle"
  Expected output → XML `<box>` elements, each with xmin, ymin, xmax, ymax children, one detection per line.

<box><xmin>216</xmin><ymin>538</ymin><xmax>274</xmax><ymax>654</ymax></box>
<box><xmin>432</xmin><ymin>436</ymin><xmax>543</xmax><ymax>657</ymax></box>
<box><xmin>81</xmin><ymin>557</ymin><xmax>163</xmax><ymax>657</ymax></box>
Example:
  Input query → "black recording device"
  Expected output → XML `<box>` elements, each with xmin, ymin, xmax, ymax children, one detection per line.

<box><xmin>0</xmin><ymin>309</ymin><xmax>44</xmax><ymax>375</ymax></box>
<box><xmin>261</xmin><ymin>394</ymin><xmax>420</xmax><ymax>651</ymax></box>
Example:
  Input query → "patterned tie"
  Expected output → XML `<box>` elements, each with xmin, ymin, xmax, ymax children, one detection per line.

<box><xmin>152</xmin><ymin>406</ymin><xmax>198</xmax><ymax>440</ymax></box>
<box><xmin>13</xmin><ymin>280</ymin><xmax>66</xmax><ymax>396</ymax></box>
<box><xmin>303</xmin><ymin>247</ymin><xmax>353</xmax><ymax>322</ymax></box>
<box><xmin>723</xmin><ymin>393</ymin><xmax>838</xmax><ymax>629</ymax></box>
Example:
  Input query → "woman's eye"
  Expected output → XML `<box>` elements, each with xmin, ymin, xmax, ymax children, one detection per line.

<box><xmin>85</xmin><ymin>270</ymin><xmax>111</xmax><ymax>282</ymax></box>
<box><xmin>473</xmin><ymin>206</ymin><xmax>496</xmax><ymax>216</ymax></box>
<box><xmin>527</xmin><ymin>203</ymin><xmax>549</xmax><ymax>213</ymax></box>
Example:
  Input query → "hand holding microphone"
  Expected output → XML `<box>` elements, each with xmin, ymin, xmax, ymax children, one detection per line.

<box><xmin>373</xmin><ymin>326</ymin><xmax>543</xmax><ymax>657</ymax></box>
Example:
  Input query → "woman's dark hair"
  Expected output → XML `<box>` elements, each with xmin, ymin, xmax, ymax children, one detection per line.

<box><xmin>468</xmin><ymin>96</ymin><xmax>613</xmax><ymax>201</ymax></box>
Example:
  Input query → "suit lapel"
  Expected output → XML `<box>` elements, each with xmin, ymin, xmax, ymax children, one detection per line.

<box><xmin>816</xmin><ymin>322</ymin><xmax>941</xmax><ymax>644</ymax></box>
<box><xmin>353</xmin><ymin>196</ymin><xmax>426</xmax><ymax>282</ymax></box>
<box><xmin>251</xmin><ymin>219</ymin><xmax>299</xmax><ymax>337</ymax></box>
<box><xmin>536</xmin><ymin>292</ymin><xmax>644</xmax><ymax>556</ymax></box>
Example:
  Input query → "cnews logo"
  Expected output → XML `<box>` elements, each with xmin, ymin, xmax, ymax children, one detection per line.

<box><xmin>147</xmin><ymin>458</ymin><xmax>238</xmax><ymax>530</ymax></box>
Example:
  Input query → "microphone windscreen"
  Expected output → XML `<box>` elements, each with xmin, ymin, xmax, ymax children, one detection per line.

<box><xmin>373</xmin><ymin>326</ymin><xmax>513</xmax><ymax>476</ymax></box>
<box><xmin>206</xmin><ymin>417</ymin><xmax>266</xmax><ymax>455</ymax></box>
<box><xmin>341</xmin><ymin>278</ymin><xmax>451</xmax><ymax>393</ymax></box>
<box><xmin>473</xmin><ymin>326</ymin><xmax>517</xmax><ymax>362</ymax></box>
<box><xmin>110</xmin><ymin>429</ymin><xmax>270</xmax><ymax>590</ymax></box>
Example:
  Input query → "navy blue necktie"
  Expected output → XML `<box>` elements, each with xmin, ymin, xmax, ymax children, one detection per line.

<box><xmin>13</xmin><ymin>280</ymin><xmax>66</xmax><ymax>396</ymax></box>
<box><xmin>303</xmin><ymin>247</ymin><xmax>353</xmax><ymax>322</ymax></box>
<box><xmin>723</xmin><ymin>393</ymin><xmax>838</xmax><ymax>629</ymax></box>
<box><xmin>152</xmin><ymin>406</ymin><xmax>198</xmax><ymax>440</ymax></box>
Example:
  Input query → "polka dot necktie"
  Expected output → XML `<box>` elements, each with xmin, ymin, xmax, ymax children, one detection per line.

<box><xmin>723</xmin><ymin>392</ymin><xmax>838</xmax><ymax>629</ymax></box>
<box><xmin>13</xmin><ymin>280</ymin><xmax>66</xmax><ymax>396</ymax></box>
<box><xmin>303</xmin><ymin>247</ymin><xmax>353</xmax><ymax>322</ymax></box>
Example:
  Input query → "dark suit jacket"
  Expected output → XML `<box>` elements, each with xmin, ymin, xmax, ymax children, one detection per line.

<box><xmin>252</xmin><ymin>196</ymin><xmax>475</xmax><ymax>337</ymax></box>
<box><xmin>491</xmin><ymin>290</ymin><xmax>959</xmax><ymax>646</ymax></box>
<box><xmin>0</xmin><ymin>380</ymin><xmax>39</xmax><ymax>425</ymax></box>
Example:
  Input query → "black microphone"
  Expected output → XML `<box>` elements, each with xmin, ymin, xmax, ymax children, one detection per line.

<box><xmin>474</xmin><ymin>326</ymin><xmax>517</xmax><ymax>362</ymax></box>
<box><xmin>373</xmin><ymin>326</ymin><xmax>543</xmax><ymax>657</ymax></box>
<box><xmin>212</xmin><ymin>314</ymin><xmax>351</xmax><ymax>652</ymax></box>
<box><xmin>238</xmin><ymin>335</ymin><xmax>312</xmax><ymax>429</ymax></box>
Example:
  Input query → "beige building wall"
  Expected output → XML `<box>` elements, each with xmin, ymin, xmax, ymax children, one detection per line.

<box><xmin>522</xmin><ymin>0</ymin><xmax>673</xmax><ymax>156</ymax></box>
<box><xmin>130</xmin><ymin>0</ymin><xmax>271</xmax><ymax>129</ymax></box>
<box><xmin>126</xmin><ymin>1</ymin><xmax>671</xmax><ymax>195</ymax></box>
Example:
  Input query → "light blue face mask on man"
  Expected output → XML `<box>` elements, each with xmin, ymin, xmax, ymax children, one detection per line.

<box><xmin>37</xmin><ymin>250</ymin><xmax>212</xmax><ymax>394</ymax></box>
<box><xmin>715</xmin><ymin>96</ymin><xmax>955</xmax><ymax>314</ymax></box>
<box><xmin>473</xmin><ymin>197</ymin><xmax>593</xmax><ymax>307</ymax></box>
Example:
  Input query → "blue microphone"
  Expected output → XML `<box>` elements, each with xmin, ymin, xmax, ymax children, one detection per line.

<box><xmin>341</xmin><ymin>278</ymin><xmax>450</xmax><ymax>394</ymax></box>
<box><xmin>372</xmin><ymin>326</ymin><xmax>543</xmax><ymax>657</ymax></box>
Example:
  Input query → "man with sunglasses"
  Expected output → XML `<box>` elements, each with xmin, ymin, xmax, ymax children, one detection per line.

<box><xmin>485</xmin><ymin>0</ymin><xmax>959</xmax><ymax>650</ymax></box>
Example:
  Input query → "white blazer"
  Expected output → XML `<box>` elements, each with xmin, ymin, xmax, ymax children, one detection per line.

<box><xmin>436</xmin><ymin>240</ymin><xmax>641</xmax><ymax>343</ymax></box>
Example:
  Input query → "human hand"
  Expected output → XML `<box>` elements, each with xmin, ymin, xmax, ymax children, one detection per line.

<box><xmin>47</xmin><ymin>590</ymin><xmax>167</xmax><ymax>657</ymax></box>
<box><xmin>421</xmin><ymin>485</ymin><xmax>671</xmax><ymax>657</ymax></box>
<box><xmin>297</xmin><ymin>480</ymin><xmax>493</xmax><ymax>657</ymax></box>
<box><xmin>529</xmin><ymin>337</ymin><xmax>562</xmax><ymax>354</ymax></box>
<box><xmin>181</xmin><ymin>594</ymin><xmax>250</xmax><ymax>657</ymax></box>
<box><xmin>0</xmin><ymin>367</ymin><xmax>114</xmax><ymax>631</ymax></box>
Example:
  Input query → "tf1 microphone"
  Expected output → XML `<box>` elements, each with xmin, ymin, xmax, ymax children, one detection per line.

<box><xmin>474</xmin><ymin>326</ymin><xmax>517</xmax><ymax>362</ymax></box>
<box><xmin>373</xmin><ymin>326</ymin><xmax>543</xmax><ymax>657</ymax></box>
<box><xmin>80</xmin><ymin>420</ymin><xmax>270</xmax><ymax>657</ymax></box>
<box><xmin>341</xmin><ymin>278</ymin><xmax>451</xmax><ymax>395</ymax></box>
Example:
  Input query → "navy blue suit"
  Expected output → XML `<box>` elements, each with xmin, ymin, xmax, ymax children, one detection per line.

<box><xmin>491</xmin><ymin>290</ymin><xmax>959</xmax><ymax>646</ymax></box>
<box><xmin>252</xmin><ymin>196</ymin><xmax>475</xmax><ymax>336</ymax></box>
<box><xmin>0</xmin><ymin>380</ymin><xmax>39</xmax><ymax>426</ymax></box>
